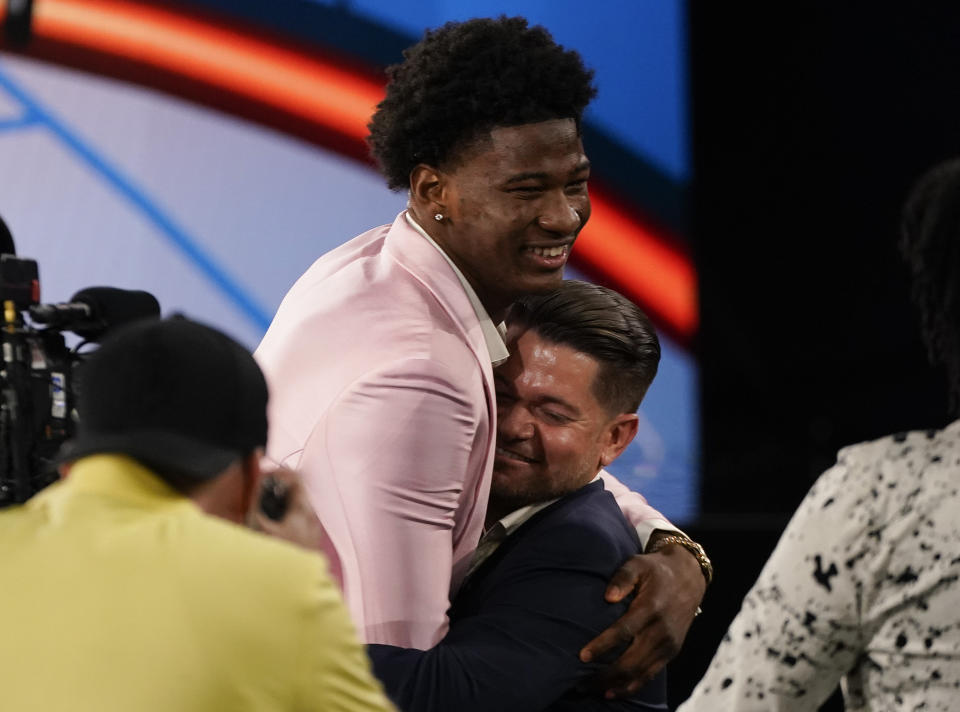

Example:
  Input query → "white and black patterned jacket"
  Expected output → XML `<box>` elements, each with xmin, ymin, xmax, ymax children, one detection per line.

<box><xmin>680</xmin><ymin>420</ymin><xmax>960</xmax><ymax>711</ymax></box>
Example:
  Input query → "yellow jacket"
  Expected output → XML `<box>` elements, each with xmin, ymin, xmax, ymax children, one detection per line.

<box><xmin>0</xmin><ymin>455</ymin><xmax>393</xmax><ymax>712</ymax></box>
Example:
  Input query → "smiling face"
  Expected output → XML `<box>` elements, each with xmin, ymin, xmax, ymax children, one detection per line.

<box><xmin>422</xmin><ymin>119</ymin><xmax>591</xmax><ymax>321</ymax></box>
<box><xmin>488</xmin><ymin>325</ymin><xmax>638</xmax><ymax>522</ymax></box>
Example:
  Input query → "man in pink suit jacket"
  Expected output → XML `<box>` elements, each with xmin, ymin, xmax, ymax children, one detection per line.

<box><xmin>256</xmin><ymin>17</ymin><xmax>708</xmax><ymax>695</ymax></box>
<box><xmin>258</xmin><ymin>210</ymin><xmax>500</xmax><ymax>647</ymax></box>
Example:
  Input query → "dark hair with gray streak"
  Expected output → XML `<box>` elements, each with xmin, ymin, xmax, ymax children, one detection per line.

<box><xmin>507</xmin><ymin>280</ymin><xmax>660</xmax><ymax>414</ymax></box>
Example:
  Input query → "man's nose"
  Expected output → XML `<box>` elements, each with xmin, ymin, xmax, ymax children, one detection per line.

<box><xmin>497</xmin><ymin>404</ymin><xmax>535</xmax><ymax>441</ymax></box>
<box><xmin>536</xmin><ymin>191</ymin><xmax>582</xmax><ymax>236</ymax></box>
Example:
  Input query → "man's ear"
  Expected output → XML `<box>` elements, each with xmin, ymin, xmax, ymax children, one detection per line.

<box><xmin>409</xmin><ymin>164</ymin><xmax>449</xmax><ymax>219</ymax></box>
<box><xmin>599</xmin><ymin>413</ymin><xmax>639</xmax><ymax>467</ymax></box>
<box><xmin>239</xmin><ymin>448</ymin><xmax>265</xmax><ymax>515</ymax></box>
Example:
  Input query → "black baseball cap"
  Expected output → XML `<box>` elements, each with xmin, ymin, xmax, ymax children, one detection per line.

<box><xmin>58</xmin><ymin>316</ymin><xmax>268</xmax><ymax>481</ymax></box>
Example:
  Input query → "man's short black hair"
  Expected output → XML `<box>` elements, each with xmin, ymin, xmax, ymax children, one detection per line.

<box><xmin>368</xmin><ymin>16</ymin><xmax>597</xmax><ymax>190</ymax></box>
<box><xmin>901</xmin><ymin>158</ymin><xmax>960</xmax><ymax>412</ymax></box>
<box><xmin>61</xmin><ymin>317</ymin><xmax>267</xmax><ymax>492</ymax></box>
<box><xmin>507</xmin><ymin>281</ymin><xmax>661</xmax><ymax>415</ymax></box>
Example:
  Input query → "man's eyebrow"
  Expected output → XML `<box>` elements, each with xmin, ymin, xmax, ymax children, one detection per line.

<box><xmin>504</xmin><ymin>171</ymin><xmax>550</xmax><ymax>185</ymax></box>
<box><xmin>538</xmin><ymin>394</ymin><xmax>580</xmax><ymax>414</ymax></box>
<box><xmin>503</xmin><ymin>161</ymin><xmax>591</xmax><ymax>186</ymax></box>
<box><xmin>493</xmin><ymin>375</ymin><xmax>581</xmax><ymax>415</ymax></box>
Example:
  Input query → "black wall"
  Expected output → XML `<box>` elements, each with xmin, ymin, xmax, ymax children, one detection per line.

<box><xmin>672</xmin><ymin>3</ymin><xmax>960</xmax><ymax>708</ymax></box>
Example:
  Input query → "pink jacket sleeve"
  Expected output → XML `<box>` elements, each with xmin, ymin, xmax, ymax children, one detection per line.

<box><xmin>598</xmin><ymin>470</ymin><xmax>682</xmax><ymax>550</ymax></box>
<box><xmin>297</xmin><ymin>357</ymin><xmax>485</xmax><ymax>650</ymax></box>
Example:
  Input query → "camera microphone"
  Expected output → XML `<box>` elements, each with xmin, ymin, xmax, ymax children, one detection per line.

<box><xmin>29</xmin><ymin>287</ymin><xmax>161</xmax><ymax>340</ymax></box>
<box><xmin>0</xmin><ymin>217</ymin><xmax>163</xmax><ymax>504</ymax></box>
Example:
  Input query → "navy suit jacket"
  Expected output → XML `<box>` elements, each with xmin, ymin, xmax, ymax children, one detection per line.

<box><xmin>368</xmin><ymin>480</ymin><xmax>668</xmax><ymax>712</ymax></box>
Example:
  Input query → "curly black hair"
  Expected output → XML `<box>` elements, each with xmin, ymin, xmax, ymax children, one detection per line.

<box><xmin>900</xmin><ymin>158</ymin><xmax>960</xmax><ymax>412</ymax></box>
<box><xmin>368</xmin><ymin>16</ymin><xmax>597</xmax><ymax>190</ymax></box>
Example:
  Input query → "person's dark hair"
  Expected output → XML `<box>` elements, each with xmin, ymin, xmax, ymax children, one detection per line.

<box><xmin>60</xmin><ymin>317</ymin><xmax>268</xmax><ymax>493</ymax></box>
<box><xmin>368</xmin><ymin>16</ymin><xmax>597</xmax><ymax>190</ymax></box>
<box><xmin>900</xmin><ymin>158</ymin><xmax>960</xmax><ymax>412</ymax></box>
<box><xmin>507</xmin><ymin>280</ymin><xmax>660</xmax><ymax>414</ymax></box>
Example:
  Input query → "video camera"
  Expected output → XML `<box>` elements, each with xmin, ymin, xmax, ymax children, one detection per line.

<box><xmin>0</xmin><ymin>218</ymin><xmax>160</xmax><ymax>506</ymax></box>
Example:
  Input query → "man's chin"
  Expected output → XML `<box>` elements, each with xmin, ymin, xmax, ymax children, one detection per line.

<box><xmin>493</xmin><ymin>487</ymin><xmax>533</xmax><ymax>504</ymax></box>
<box><xmin>489</xmin><ymin>472</ymin><xmax>592</xmax><ymax>520</ymax></box>
<box><xmin>489</xmin><ymin>478</ymin><xmax>551</xmax><ymax>517</ymax></box>
<box><xmin>521</xmin><ymin>273</ymin><xmax>564</xmax><ymax>296</ymax></box>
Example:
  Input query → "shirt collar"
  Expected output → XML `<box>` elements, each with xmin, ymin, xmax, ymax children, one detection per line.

<box><xmin>465</xmin><ymin>497</ymin><xmax>559</xmax><ymax>581</ymax></box>
<box><xmin>493</xmin><ymin>498</ymin><xmax>560</xmax><ymax>537</ymax></box>
<box><xmin>404</xmin><ymin>211</ymin><xmax>509</xmax><ymax>366</ymax></box>
<box><xmin>47</xmin><ymin>454</ymin><xmax>196</xmax><ymax>510</ymax></box>
<box><xmin>494</xmin><ymin>475</ymin><xmax>602</xmax><ymax>537</ymax></box>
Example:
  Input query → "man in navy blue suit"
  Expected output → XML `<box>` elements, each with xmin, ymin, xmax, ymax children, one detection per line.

<box><xmin>368</xmin><ymin>280</ymin><xmax>679</xmax><ymax>711</ymax></box>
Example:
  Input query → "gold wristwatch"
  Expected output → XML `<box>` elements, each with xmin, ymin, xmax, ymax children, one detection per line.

<box><xmin>648</xmin><ymin>533</ymin><xmax>713</xmax><ymax>587</ymax></box>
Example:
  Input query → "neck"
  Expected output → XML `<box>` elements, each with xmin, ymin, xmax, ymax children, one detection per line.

<box><xmin>478</xmin><ymin>296</ymin><xmax>510</xmax><ymax>324</ymax></box>
<box><xmin>485</xmin><ymin>474</ymin><xmax>599</xmax><ymax>529</ymax></box>
<box><xmin>407</xmin><ymin>207</ymin><xmax>511</xmax><ymax>322</ymax></box>
<box><xmin>189</xmin><ymin>462</ymin><xmax>249</xmax><ymax>524</ymax></box>
<box><xmin>484</xmin><ymin>498</ymin><xmax>512</xmax><ymax>529</ymax></box>
<box><xmin>484</xmin><ymin>493</ymin><xmax>542</xmax><ymax>529</ymax></box>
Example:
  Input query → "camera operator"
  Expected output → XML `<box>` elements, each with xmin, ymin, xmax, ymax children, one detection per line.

<box><xmin>0</xmin><ymin>316</ymin><xmax>393</xmax><ymax>712</ymax></box>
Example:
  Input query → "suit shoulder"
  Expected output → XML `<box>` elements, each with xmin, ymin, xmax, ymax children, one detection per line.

<box><xmin>516</xmin><ymin>487</ymin><xmax>640</xmax><ymax>566</ymax></box>
<box><xmin>260</xmin><ymin>239</ymin><xmax>476</xmax><ymax>367</ymax></box>
<box><xmin>551</xmin><ymin>486</ymin><xmax>638</xmax><ymax>539</ymax></box>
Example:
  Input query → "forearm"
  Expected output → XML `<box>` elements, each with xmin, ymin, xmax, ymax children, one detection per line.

<box><xmin>646</xmin><ymin>531</ymin><xmax>711</xmax><ymax>591</ymax></box>
<box><xmin>598</xmin><ymin>470</ymin><xmax>711</xmax><ymax>601</ymax></box>
<box><xmin>369</xmin><ymin>522</ymin><xmax>636</xmax><ymax>712</ymax></box>
<box><xmin>368</xmin><ymin>643</ymin><xmax>498</xmax><ymax>712</ymax></box>
<box><xmin>578</xmin><ymin>527</ymin><xmax>711</xmax><ymax>695</ymax></box>
<box><xmin>598</xmin><ymin>471</ymin><xmax>679</xmax><ymax>549</ymax></box>
<box><xmin>368</xmin><ymin>637</ymin><xmax>597</xmax><ymax>712</ymax></box>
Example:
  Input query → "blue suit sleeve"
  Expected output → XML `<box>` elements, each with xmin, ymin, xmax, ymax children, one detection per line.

<box><xmin>367</xmin><ymin>518</ymin><xmax>639</xmax><ymax>712</ymax></box>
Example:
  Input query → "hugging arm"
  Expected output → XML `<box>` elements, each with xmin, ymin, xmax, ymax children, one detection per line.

<box><xmin>581</xmin><ymin>472</ymin><xmax>708</xmax><ymax>697</ymax></box>
<box><xmin>368</xmin><ymin>520</ymin><xmax>657</xmax><ymax>712</ymax></box>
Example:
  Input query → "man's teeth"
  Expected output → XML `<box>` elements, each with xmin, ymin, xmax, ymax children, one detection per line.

<box><xmin>528</xmin><ymin>245</ymin><xmax>566</xmax><ymax>257</ymax></box>
<box><xmin>496</xmin><ymin>446</ymin><xmax>534</xmax><ymax>462</ymax></box>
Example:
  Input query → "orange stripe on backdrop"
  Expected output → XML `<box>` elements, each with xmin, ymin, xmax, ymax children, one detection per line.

<box><xmin>580</xmin><ymin>192</ymin><xmax>699</xmax><ymax>339</ymax></box>
<box><xmin>12</xmin><ymin>0</ymin><xmax>698</xmax><ymax>342</ymax></box>
<box><xmin>31</xmin><ymin>0</ymin><xmax>384</xmax><ymax>141</ymax></box>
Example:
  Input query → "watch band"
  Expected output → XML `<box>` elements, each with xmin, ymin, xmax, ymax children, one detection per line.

<box><xmin>648</xmin><ymin>533</ymin><xmax>714</xmax><ymax>587</ymax></box>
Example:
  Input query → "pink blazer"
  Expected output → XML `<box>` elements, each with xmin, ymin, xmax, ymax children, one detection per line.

<box><xmin>256</xmin><ymin>212</ymin><xmax>672</xmax><ymax>648</ymax></box>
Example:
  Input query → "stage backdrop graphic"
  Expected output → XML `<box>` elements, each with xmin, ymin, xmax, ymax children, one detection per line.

<box><xmin>0</xmin><ymin>0</ymin><xmax>698</xmax><ymax>523</ymax></box>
